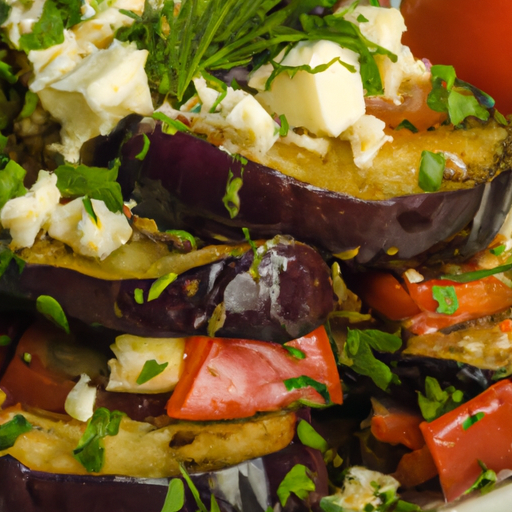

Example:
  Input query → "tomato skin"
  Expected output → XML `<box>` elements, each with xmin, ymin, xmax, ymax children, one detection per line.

<box><xmin>167</xmin><ymin>326</ymin><xmax>342</xmax><ymax>420</ymax></box>
<box><xmin>401</xmin><ymin>0</ymin><xmax>512</xmax><ymax>115</ymax></box>
<box><xmin>420</xmin><ymin>379</ymin><xmax>512</xmax><ymax>502</ymax></box>
<box><xmin>0</xmin><ymin>322</ymin><xmax>76</xmax><ymax>413</ymax></box>
<box><xmin>392</xmin><ymin>444</ymin><xmax>438</xmax><ymax>489</ymax></box>
<box><xmin>405</xmin><ymin>276</ymin><xmax>512</xmax><ymax>334</ymax></box>
<box><xmin>371</xmin><ymin>408</ymin><xmax>424</xmax><ymax>451</ymax></box>
<box><xmin>352</xmin><ymin>272</ymin><xmax>421</xmax><ymax>321</ymax></box>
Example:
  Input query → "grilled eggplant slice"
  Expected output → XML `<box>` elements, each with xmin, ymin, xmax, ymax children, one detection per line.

<box><xmin>0</xmin><ymin>236</ymin><xmax>334</xmax><ymax>342</ymax></box>
<box><xmin>107</xmin><ymin>120</ymin><xmax>512</xmax><ymax>266</ymax></box>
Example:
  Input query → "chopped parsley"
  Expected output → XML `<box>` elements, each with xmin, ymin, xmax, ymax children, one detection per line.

<box><xmin>0</xmin><ymin>414</ymin><xmax>33</xmax><ymax>450</ymax></box>
<box><xmin>148</xmin><ymin>272</ymin><xmax>178</xmax><ymax>301</ymax></box>
<box><xmin>464</xmin><ymin>460</ymin><xmax>496</xmax><ymax>495</ymax></box>
<box><xmin>277</xmin><ymin>464</ymin><xmax>316</xmax><ymax>506</ymax></box>
<box><xmin>0</xmin><ymin>159</ymin><xmax>27</xmax><ymax>210</ymax></box>
<box><xmin>82</xmin><ymin>196</ymin><xmax>98</xmax><ymax>224</ymax></box>
<box><xmin>222</xmin><ymin>168</ymin><xmax>244</xmax><ymax>219</ymax></box>
<box><xmin>462</xmin><ymin>411</ymin><xmax>485</xmax><ymax>431</ymax></box>
<box><xmin>284</xmin><ymin>345</ymin><xmax>306</xmax><ymax>359</ymax></box>
<box><xmin>395</xmin><ymin>119</ymin><xmax>418</xmax><ymax>133</ymax></box>
<box><xmin>418</xmin><ymin>376</ymin><xmax>464</xmax><ymax>422</ymax></box>
<box><xmin>36</xmin><ymin>295</ymin><xmax>70</xmax><ymax>334</ymax></box>
<box><xmin>432</xmin><ymin>285</ymin><xmax>459</xmax><ymax>314</ymax></box>
<box><xmin>134</xmin><ymin>288</ymin><xmax>145</xmax><ymax>304</ymax></box>
<box><xmin>418</xmin><ymin>150</ymin><xmax>445</xmax><ymax>192</ymax></box>
<box><xmin>136</xmin><ymin>359</ymin><xmax>169</xmax><ymax>385</ymax></box>
<box><xmin>297</xmin><ymin>419</ymin><xmax>328</xmax><ymax>452</ymax></box>
<box><xmin>490</xmin><ymin>244</ymin><xmax>506</xmax><ymax>256</ymax></box>
<box><xmin>0</xmin><ymin>335</ymin><xmax>11</xmax><ymax>346</ymax></box>
<box><xmin>135</xmin><ymin>133</ymin><xmax>151</xmax><ymax>161</ymax></box>
<box><xmin>284</xmin><ymin>375</ymin><xmax>331</xmax><ymax>405</ymax></box>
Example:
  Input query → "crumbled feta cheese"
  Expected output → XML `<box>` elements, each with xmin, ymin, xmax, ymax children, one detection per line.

<box><xmin>321</xmin><ymin>467</ymin><xmax>400</xmax><ymax>512</ymax></box>
<box><xmin>38</xmin><ymin>40</ymin><xmax>153</xmax><ymax>162</ymax></box>
<box><xmin>0</xmin><ymin>170</ymin><xmax>60</xmax><ymax>249</ymax></box>
<box><xmin>64</xmin><ymin>374</ymin><xmax>96</xmax><ymax>422</ymax></box>
<box><xmin>340</xmin><ymin>115</ymin><xmax>393</xmax><ymax>169</ymax></box>
<box><xmin>48</xmin><ymin>197</ymin><xmax>133</xmax><ymax>260</ymax></box>
<box><xmin>282</xmin><ymin>130</ymin><xmax>330</xmax><ymax>158</ymax></box>
<box><xmin>0</xmin><ymin>0</ymin><xmax>45</xmax><ymax>48</ymax></box>
<box><xmin>249</xmin><ymin>40</ymin><xmax>365</xmax><ymax>138</ymax></box>
<box><xmin>107</xmin><ymin>334</ymin><xmax>186</xmax><ymax>393</ymax></box>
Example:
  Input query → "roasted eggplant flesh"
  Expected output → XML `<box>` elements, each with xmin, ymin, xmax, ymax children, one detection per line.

<box><xmin>114</xmin><ymin>121</ymin><xmax>512</xmax><ymax>265</ymax></box>
<box><xmin>0</xmin><ymin>236</ymin><xmax>334</xmax><ymax>341</ymax></box>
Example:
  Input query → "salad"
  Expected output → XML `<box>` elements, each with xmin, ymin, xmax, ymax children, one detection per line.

<box><xmin>0</xmin><ymin>0</ymin><xmax>512</xmax><ymax>511</ymax></box>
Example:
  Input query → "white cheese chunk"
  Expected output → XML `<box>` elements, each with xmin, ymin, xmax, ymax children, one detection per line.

<box><xmin>107</xmin><ymin>335</ymin><xmax>186</xmax><ymax>394</ymax></box>
<box><xmin>0</xmin><ymin>170</ymin><xmax>60</xmax><ymax>249</ymax></box>
<box><xmin>48</xmin><ymin>197</ymin><xmax>132</xmax><ymax>260</ymax></box>
<box><xmin>340</xmin><ymin>114</ymin><xmax>393</xmax><ymax>169</ymax></box>
<box><xmin>249</xmin><ymin>40</ymin><xmax>365</xmax><ymax>138</ymax></box>
<box><xmin>37</xmin><ymin>40</ymin><xmax>153</xmax><ymax>162</ymax></box>
<box><xmin>64</xmin><ymin>374</ymin><xmax>97</xmax><ymax>422</ymax></box>
<box><xmin>0</xmin><ymin>0</ymin><xmax>45</xmax><ymax>48</ymax></box>
<box><xmin>282</xmin><ymin>130</ymin><xmax>330</xmax><ymax>158</ymax></box>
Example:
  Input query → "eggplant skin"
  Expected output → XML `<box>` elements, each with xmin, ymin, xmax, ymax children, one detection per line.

<box><xmin>117</xmin><ymin>126</ymin><xmax>512</xmax><ymax>265</ymax></box>
<box><xmin>0</xmin><ymin>444</ymin><xmax>327</xmax><ymax>512</ymax></box>
<box><xmin>0</xmin><ymin>236</ymin><xmax>334</xmax><ymax>342</ymax></box>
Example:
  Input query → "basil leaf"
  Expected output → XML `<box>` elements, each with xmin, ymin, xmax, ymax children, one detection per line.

<box><xmin>297</xmin><ymin>419</ymin><xmax>328</xmax><ymax>452</ymax></box>
<box><xmin>148</xmin><ymin>272</ymin><xmax>178</xmax><ymax>301</ymax></box>
<box><xmin>0</xmin><ymin>159</ymin><xmax>27</xmax><ymax>210</ymax></box>
<box><xmin>54</xmin><ymin>163</ymin><xmax>123</xmax><ymax>213</ymax></box>
<box><xmin>135</xmin><ymin>133</ymin><xmax>151</xmax><ymax>161</ymax></box>
<box><xmin>418</xmin><ymin>150</ymin><xmax>445</xmax><ymax>192</ymax></box>
<box><xmin>0</xmin><ymin>414</ymin><xmax>32</xmax><ymax>450</ymax></box>
<box><xmin>162</xmin><ymin>479</ymin><xmax>185</xmax><ymax>512</ymax></box>
<box><xmin>462</xmin><ymin>411</ymin><xmax>485</xmax><ymax>431</ymax></box>
<box><xmin>441</xmin><ymin>262</ymin><xmax>512</xmax><ymax>283</ymax></box>
<box><xmin>431</xmin><ymin>64</ymin><xmax>456</xmax><ymax>91</ymax></box>
<box><xmin>341</xmin><ymin>328</ymin><xmax>401</xmax><ymax>391</ymax></box>
<box><xmin>136</xmin><ymin>359</ymin><xmax>169</xmax><ymax>385</ymax></box>
<box><xmin>277</xmin><ymin>464</ymin><xmax>315</xmax><ymax>506</ymax></box>
<box><xmin>418</xmin><ymin>376</ymin><xmax>464</xmax><ymax>422</ymax></box>
<box><xmin>73</xmin><ymin>408</ymin><xmax>125</xmax><ymax>473</ymax></box>
<box><xmin>284</xmin><ymin>375</ymin><xmax>331</xmax><ymax>404</ymax></box>
<box><xmin>36</xmin><ymin>295</ymin><xmax>70</xmax><ymax>334</ymax></box>
<box><xmin>284</xmin><ymin>345</ymin><xmax>306</xmax><ymax>359</ymax></box>
<box><xmin>395</xmin><ymin>119</ymin><xmax>418</xmax><ymax>133</ymax></box>
<box><xmin>432</xmin><ymin>285</ymin><xmax>459</xmax><ymax>314</ymax></box>
<box><xmin>448</xmin><ymin>89</ymin><xmax>490</xmax><ymax>126</ymax></box>
<box><xmin>464</xmin><ymin>460</ymin><xmax>496</xmax><ymax>495</ymax></box>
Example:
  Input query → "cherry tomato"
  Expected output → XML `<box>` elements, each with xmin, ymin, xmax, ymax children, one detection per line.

<box><xmin>405</xmin><ymin>275</ymin><xmax>512</xmax><ymax>334</ymax></box>
<box><xmin>401</xmin><ymin>0</ymin><xmax>512</xmax><ymax>115</ymax></box>
<box><xmin>167</xmin><ymin>326</ymin><xmax>342</xmax><ymax>420</ymax></box>
<box><xmin>420</xmin><ymin>379</ymin><xmax>512</xmax><ymax>501</ymax></box>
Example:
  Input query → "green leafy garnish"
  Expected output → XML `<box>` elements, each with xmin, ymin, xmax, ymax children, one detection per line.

<box><xmin>136</xmin><ymin>359</ymin><xmax>169</xmax><ymax>385</ymax></box>
<box><xmin>279</xmin><ymin>114</ymin><xmax>289</xmax><ymax>136</ymax></box>
<box><xmin>297</xmin><ymin>419</ymin><xmax>328</xmax><ymax>452</ymax></box>
<box><xmin>0</xmin><ymin>1</ymin><xmax>12</xmax><ymax>25</ymax></box>
<box><xmin>242</xmin><ymin>227</ymin><xmax>263</xmax><ymax>280</ymax></box>
<box><xmin>135</xmin><ymin>133</ymin><xmax>151</xmax><ymax>161</ymax></box>
<box><xmin>0</xmin><ymin>335</ymin><xmax>11</xmax><ymax>346</ymax></box>
<box><xmin>427</xmin><ymin>64</ymin><xmax>500</xmax><ymax>126</ymax></box>
<box><xmin>161</xmin><ymin>479</ymin><xmax>185</xmax><ymax>512</ymax></box>
<box><xmin>148</xmin><ymin>272</ymin><xmax>178</xmax><ymax>301</ymax></box>
<box><xmin>284</xmin><ymin>345</ymin><xmax>306</xmax><ymax>359</ymax></box>
<box><xmin>18</xmin><ymin>91</ymin><xmax>39</xmax><ymax>119</ymax></box>
<box><xmin>490</xmin><ymin>244</ymin><xmax>506</xmax><ymax>256</ymax></box>
<box><xmin>179</xmin><ymin>463</ymin><xmax>220</xmax><ymax>512</ymax></box>
<box><xmin>165</xmin><ymin>230</ymin><xmax>197</xmax><ymax>250</ymax></box>
<box><xmin>277</xmin><ymin>464</ymin><xmax>316</xmax><ymax>506</ymax></box>
<box><xmin>222</xmin><ymin>168</ymin><xmax>243</xmax><ymax>219</ymax></box>
<box><xmin>134</xmin><ymin>288</ymin><xmax>144</xmax><ymax>304</ymax></box>
<box><xmin>82</xmin><ymin>196</ymin><xmax>98</xmax><ymax>224</ymax></box>
<box><xmin>0</xmin><ymin>414</ymin><xmax>33</xmax><ymax>450</ymax></box>
<box><xmin>432</xmin><ymin>285</ymin><xmax>459</xmax><ymax>314</ymax></box>
<box><xmin>417</xmin><ymin>376</ymin><xmax>464</xmax><ymax>422</ymax></box>
<box><xmin>0</xmin><ymin>159</ymin><xmax>27</xmax><ymax>210</ymax></box>
<box><xmin>36</xmin><ymin>295</ymin><xmax>70</xmax><ymax>334</ymax></box>
<box><xmin>73</xmin><ymin>408</ymin><xmax>125</xmax><ymax>473</ymax></box>
<box><xmin>395</xmin><ymin>119</ymin><xmax>418</xmax><ymax>133</ymax></box>
<box><xmin>462</xmin><ymin>411</ymin><xmax>485</xmax><ymax>431</ymax></box>
<box><xmin>151</xmin><ymin>112</ymin><xmax>190</xmax><ymax>134</ymax></box>
<box><xmin>441</xmin><ymin>262</ymin><xmax>512</xmax><ymax>283</ymax></box>
<box><xmin>418</xmin><ymin>150</ymin><xmax>445</xmax><ymax>192</ymax></box>
<box><xmin>464</xmin><ymin>460</ymin><xmax>496</xmax><ymax>495</ymax></box>
<box><xmin>340</xmin><ymin>328</ymin><xmax>401</xmax><ymax>391</ymax></box>
<box><xmin>54</xmin><ymin>163</ymin><xmax>124</xmax><ymax>213</ymax></box>
<box><xmin>0</xmin><ymin>245</ymin><xmax>25</xmax><ymax>278</ymax></box>
<box><xmin>284</xmin><ymin>375</ymin><xmax>331</xmax><ymax>405</ymax></box>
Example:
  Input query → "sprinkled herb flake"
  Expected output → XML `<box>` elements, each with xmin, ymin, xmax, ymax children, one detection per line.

<box><xmin>284</xmin><ymin>345</ymin><xmax>306</xmax><ymax>359</ymax></box>
<box><xmin>279</xmin><ymin>114</ymin><xmax>289</xmax><ymax>137</ymax></box>
<box><xmin>297</xmin><ymin>420</ymin><xmax>328</xmax><ymax>452</ymax></box>
<box><xmin>222</xmin><ymin>168</ymin><xmax>243</xmax><ymax>219</ymax></box>
<box><xmin>0</xmin><ymin>414</ymin><xmax>33</xmax><ymax>450</ymax></box>
<box><xmin>490</xmin><ymin>245</ymin><xmax>506</xmax><ymax>256</ymax></box>
<box><xmin>136</xmin><ymin>359</ymin><xmax>169</xmax><ymax>385</ymax></box>
<box><xmin>135</xmin><ymin>133</ymin><xmax>151</xmax><ymax>161</ymax></box>
<box><xmin>0</xmin><ymin>335</ymin><xmax>11</xmax><ymax>346</ymax></box>
<box><xmin>161</xmin><ymin>479</ymin><xmax>185</xmax><ymax>512</ymax></box>
<box><xmin>82</xmin><ymin>196</ymin><xmax>98</xmax><ymax>224</ymax></box>
<box><xmin>277</xmin><ymin>464</ymin><xmax>316</xmax><ymax>506</ymax></box>
<box><xmin>148</xmin><ymin>272</ymin><xmax>178</xmax><ymax>302</ymax></box>
<box><xmin>284</xmin><ymin>375</ymin><xmax>331</xmax><ymax>405</ymax></box>
<box><xmin>134</xmin><ymin>288</ymin><xmax>144</xmax><ymax>304</ymax></box>
<box><xmin>36</xmin><ymin>295</ymin><xmax>70</xmax><ymax>333</ymax></box>
<box><xmin>152</xmin><ymin>112</ymin><xmax>190</xmax><ymax>135</ymax></box>
<box><xmin>396</xmin><ymin>119</ymin><xmax>418</xmax><ymax>133</ymax></box>
<box><xmin>464</xmin><ymin>460</ymin><xmax>496</xmax><ymax>495</ymax></box>
<box><xmin>462</xmin><ymin>411</ymin><xmax>485</xmax><ymax>431</ymax></box>
<box><xmin>418</xmin><ymin>150</ymin><xmax>445</xmax><ymax>192</ymax></box>
<box><xmin>432</xmin><ymin>285</ymin><xmax>459</xmax><ymax>314</ymax></box>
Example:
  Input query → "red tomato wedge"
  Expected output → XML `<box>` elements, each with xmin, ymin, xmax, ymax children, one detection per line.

<box><xmin>420</xmin><ymin>379</ymin><xmax>512</xmax><ymax>502</ymax></box>
<box><xmin>167</xmin><ymin>326</ymin><xmax>342</xmax><ymax>420</ymax></box>
<box><xmin>405</xmin><ymin>276</ymin><xmax>512</xmax><ymax>335</ymax></box>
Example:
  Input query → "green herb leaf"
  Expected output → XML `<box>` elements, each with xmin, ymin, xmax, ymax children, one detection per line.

<box><xmin>418</xmin><ymin>376</ymin><xmax>464</xmax><ymax>422</ymax></box>
<box><xmin>395</xmin><ymin>119</ymin><xmax>418</xmax><ymax>133</ymax></box>
<box><xmin>440</xmin><ymin>262</ymin><xmax>512</xmax><ymax>283</ymax></box>
<box><xmin>136</xmin><ymin>359</ymin><xmax>169</xmax><ymax>385</ymax></box>
<box><xmin>82</xmin><ymin>196</ymin><xmax>98</xmax><ymax>224</ymax></box>
<box><xmin>490</xmin><ymin>245</ymin><xmax>506</xmax><ymax>256</ymax></box>
<box><xmin>341</xmin><ymin>328</ymin><xmax>401</xmax><ymax>391</ymax></box>
<box><xmin>134</xmin><ymin>288</ymin><xmax>144</xmax><ymax>304</ymax></box>
<box><xmin>161</xmin><ymin>479</ymin><xmax>185</xmax><ymax>512</ymax></box>
<box><xmin>18</xmin><ymin>91</ymin><xmax>39</xmax><ymax>119</ymax></box>
<box><xmin>448</xmin><ymin>89</ymin><xmax>490</xmax><ymax>126</ymax></box>
<box><xmin>179</xmin><ymin>463</ymin><xmax>209</xmax><ymax>512</ymax></box>
<box><xmin>135</xmin><ymin>133</ymin><xmax>151</xmax><ymax>161</ymax></box>
<box><xmin>284</xmin><ymin>375</ymin><xmax>331</xmax><ymax>404</ymax></box>
<box><xmin>279</xmin><ymin>114</ymin><xmax>289</xmax><ymax>136</ymax></box>
<box><xmin>297</xmin><ymin>419</ymin><xmax>328</xmax><ymax>452</ymax></box>
<box><xmin>464</xmin><ymin>460</ymin><xmax>496</xmax><ymax>495</ymax></box>
<box><xmin>0</xmin><ymin>414</ymin><xmax>32</xmax><ymax>450</ymax></box>
<box><xmin>19</xmin><ymin>0</ymin><xmax>65</xmax><ymax>51</ymax></box>
<box><xmin>462</xmin><ymin>411</ymin><xmax>485</xmax><ymax>431</ymax></box>
<box><xmin>148</xmin><ymin>272</ymin><xmax>178</xmax><ymax>301</ymax></box>
<box><xmin>418</xmin><ymin>150</ymin><xmax>445</xmax><ymax>192</ymax></box>
<box><xmin>0</xmin><ymin>335</ymin><xmax>11</xmax><ymax>346</ymax></box>
<box><xmin>36</xmin><ymin>295</ymin><xmax>70</xmax><ymax>334</ymax></box>
<box><xmin>73</xmin><ymin>408</ymin><xmax>125</xmax><ymax>472</ymax></box>
<box><xmin>54</xmin><ymin>163</ymin><xmax>123</xmax><ymax>213</ymax></box>
<box><xmin>152</xmin><ymin>112</ymin><xmax>190</xmax><ymax>135</ymax></box>
<box><xmin>432</xmin><ymin>285</ymin><xmax>459</xmax><ymax>314</ymax></box>
<box><xmin>222</xmin><ymin>168</ymin><xmax>244</xmax><ymax>219</ymax></box>
<box><xmin>277</xmin><ymin>464</ymin><xmax>316</xmax><ymax>506</ymax></box>
<box><xmin>0</xmin><ymin>159</ymin><xmax>27</xmax><ymax>210</ymax></box>
<box><xmin>0</xmin><ymin>0</ymin><xmax>12</xmax><ymax>25</ymax></box>
<box><xmin>284</xmin><ymin>345</ymin><xmax>306</xmax><ymax>359</ymax></box>
<box><xmin>165</xmin><ymin>230</ymin><xmax>197</xmax><ymax>250</ymax></box>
